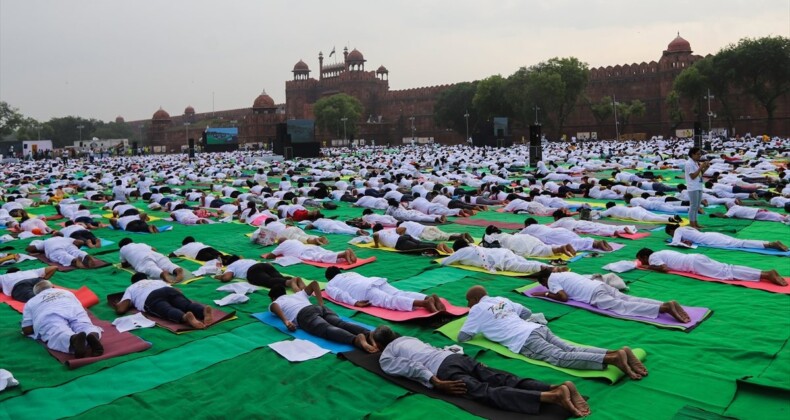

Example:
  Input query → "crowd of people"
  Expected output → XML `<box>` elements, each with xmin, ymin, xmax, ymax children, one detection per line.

<box><xmin>1</xmin><ymin>135</ymin><xmax>788</xmax><ymax>417</ymax></box>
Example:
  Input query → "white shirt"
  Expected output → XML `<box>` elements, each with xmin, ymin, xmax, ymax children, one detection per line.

<box><xmin>326</xmin><ymin>272</ymin><xmax>388</xmax><ymax>305</ymax></box>
<box><xmin>21</xmin><ymin>288</ymin><xmax>81</xmax><ymax>331</ymax></box>
<box><xmin>1</xmin><ymin>268</ymin><xmax>46</xmax><ymax>296</ymax></box>
<box><xmin>119</xmin><ymin>243</ymin><xmax>156</xmax><ymax>267</ymax></box>
<box><xmin>225</xmin><ymin>259</ymin><xmax>259</xmax><ymax>279</ymax></box>
<box><xmin>399</xmin><ymin>221</ymin><xmax>426</xmax><ymax>238</ymax></box>
<box><xmin>375</xmin><ymin>229</ymin><xmax>401</xmax><ymax>248</ymax></box>
<box><xmin>172</xmin><ymin>242</ymin><xmax>209</xmax><ymax>259</ymax></box>
<box><xmin>547</xmin><ymin>272</ymin><xmax>601</xmax><ymax>304</ymax></box>
<box><xmin>121</xmin><ymin>279</ymin><xmax>170</xmax><ymax>311</ymax></box>
<box><xmin>459</xmin><ymin>296</ymin><xmax>537</xmax><ymax>353</ymax></box>
<box><xmin>684</xmin><ymin>158</ymin><xmax>702</xmax><ymax>191</ymax></box>
<box><xmin>269</xmin><ymin>290</ymin><xmax>311</xmax><ymax>324</ymax></box>
<box><xmin>379</xmin><ymin>337</ymin><xmax>453</xmax><ymax>388</ymax></box>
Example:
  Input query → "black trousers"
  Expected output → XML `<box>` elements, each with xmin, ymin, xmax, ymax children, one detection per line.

<box><xmin>144</xmin><ymin>287</ymin><xmax>204</xmax><ymax>322</ymax></box>
<box><xmin>395</xmin><ymin>235</ymin><xmax>437</xmax><ymax>251</ymax></box>
<box><xmin>11</xmin><ymin>277</ymin><xmax>44</xmax><ymax>302</ymax></box>
<box><xmin>436</xmin><ymin>354</ymin><xmax>551</xmax><ymax>414</ymax></box>
<box><xmin>195</xmin><ymin>247</ymin><xmax>222</xmax><ymax>261</ymax></box>
<box><xmin>247</xmin><ymin>263</ymin><xmax>289</xmax><ymax>288</ymax></box>
<box><xmin>296</xmin><ymin>305</ymin><xmax>368</xmax><ymax>345</ymax></box>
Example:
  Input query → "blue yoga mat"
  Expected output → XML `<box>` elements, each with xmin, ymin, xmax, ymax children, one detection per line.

<box><xmin>664</xmin><ymin>238</ymin><xmax>790</xmax><ymax>256</ymax></box>
<box><xmin>251</xmin><ymin>311</ymin><xmax>375</xmax><ymax>354</ymax></box>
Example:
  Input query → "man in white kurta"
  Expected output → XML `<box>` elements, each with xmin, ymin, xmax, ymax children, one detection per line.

<box><xmin>601</xmin><ymin>204</ymin><xmax>679</xmax><ymax>223</ymax></box>
<box><xmin>21</xmin><ymin>284</ymin><xmax>103</xmax><ymax>355</ymax></box>
<box><xmin>325</xmin><ymin>269</ymin><xmax>439</xmax><ymax>312</ymax></box>
<box><xmin>637</xmin><ymin>249</ymin><xmax>786</xmax><ymax>285</ymax></box>
<box><xmin>119</xmin><ymin>239</ymin><xmax>184</xmax><ymax>283</ymax></box>
<box><xmin>551</xmin><ymin>216</ymin><xmax>636</xmax><ymax>236</ymax></box>
<box><xmin>441</xmin><ymin>241</ymin><xmax>559</xmax><ymax>274</ymax></box>
<box><xmin>665</xmin><ymin>225</ymin><xmax>787</xmax><ymax>251</ymax></box>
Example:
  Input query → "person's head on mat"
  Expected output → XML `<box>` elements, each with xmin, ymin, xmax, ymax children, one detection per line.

<box><xmin>452</xmin><ymin>238</ymin><xmax>470</xmax><ymax>252</ymax></box>
<box><xmin>605</xmin><ymin>201</ymin><xmax>616</xmax><ymax>209</ymax></box>
<box><xmin>325</xmin><ymin>266</ymin><xmax>342</xmax><ymax>280</ymax></box>
<box><xmin>636</xmin><ymin>248</ymin><xmax>654</xmax><ymax>265</ymax></box>
<box><xmin>524</xmin><ymin>218</ymin><xmax>539</xmax><ymax>227</ymax></box>
<box><xmin>33</xmin><ymin>280</ymin><xmax>53</xmax><ymax>295</ymax></box>
<box><xmin>530</xmin><ymin>268</ymin><xmax>554</xmax><ymax>287</ymax></box>
<box><xmin>465</xmin><ymin>285</ymin><xmax>488</xmax><ymax>307</ymax></box>
<box><xmin>182</xmin><ymin>236</ymin><xmax>195</xmax><ymax>246</ymax></box>
<box><xmin>268</xmin><ymin>284</ymin><xmax>288</xmax><ymax>301</ymax></box>
<box><xmin>131</xmin><ymin>272</ymin><xmax>148</xmax><ymax>283</ymax></box>
<box><xmin>484</xmin><ymin>225</ymin><xmax>502</xmax><ymax>235</ymax></box>
<box><xmin>664</xmin><ymin>224</ymin><xmax>681</xmax><ymax>236</ymax></box>
<box><xmin>552</xmin><ymin>209</ymin><xmax>568</xmax><ymax>221</ymax></box>
<box><xmin>220</xmin><ymin>255</ymin><xmax>240</xmax><ymax>266</ymax></box>
<box><xmin>370</xmin><ymin>325</ymin><xmax>400</xmax><ymax>350</ymax></box>
<box><xmin>118</xmin><ymin>238</ymin><xmax>133</xmax><ymax>249</ymax></box>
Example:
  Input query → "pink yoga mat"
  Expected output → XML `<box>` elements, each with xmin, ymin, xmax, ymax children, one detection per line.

<box><xmin>302</xmin><ymin>256</ymin><xmax>377</xmax><ymax>269</ymax></box>
<box><xmin>635</xmin><ymin>261</ymin><xmax>790</xmax><ymax>294</ymax></box>
<box><xmin>1</xmin><ymin>286</ymin><xmax>99</xmax><ymax>313</ymax></box>
<box><xmin>321</xmin><ymin>291</ymin><xmax>468</xmax><ymax>321</ymax></box>
<box><xmin>453</xmin><ymin>218</ymin><xmax>524</xmax><ymax>230</ymax></box>
<box><xmin>42</xmin><ymin>312</ymin><xmax>151</xmax><ymax>369</ymax></box>
<box><xmin>615</xmin><ymin>232</ymin><xmax>651</xmax><ymax>240</ymax></box>
<box><xmin>523</xmin><ymin>284</ymin><xmax>711</xmax><ymax>330</ymax></box>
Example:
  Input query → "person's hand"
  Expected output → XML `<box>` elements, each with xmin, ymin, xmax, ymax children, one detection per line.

<box><xmin>682</xmin><ymin>240</ymin><xmax>693</xmax><ymax>246</ymax></box>
<box><xmin>431</xmin><ymin>377</ymin><xmax>467</xmax><ymax>395</ymax></box>
<box><xmin>354</xmin><ymin>300</ymin><xmax>371</xmax><ymax>307</ymax></box>
<box><xmin>285</xmin><ymin>321</ymin><xmax>297</xmax><ymax>331</ymax></box>
<box><xmin>531</xmin><ymin>291</ymin><xmax>548</xmax><ymax>297</ymax></box>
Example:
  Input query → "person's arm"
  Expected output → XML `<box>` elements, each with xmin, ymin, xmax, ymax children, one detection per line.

<box><xmin>261</xmin><ymin>252</ymin><xmax>276</xmax><ymax>259</ymax></box>
<box><xmin>214</xmin><ymin>271</ymin><xmax>234</xmax><ymax>282</ymax></box>
<box><xmin>648</xmin><ymin>264</ymin><xmax>670</xmax><ymax>273</ymax></box>
<box><xmin>114</xmin><ymin>299</ymin><xmax>133</xmax><ymax>315</ymax></box>
<box><xmin>22</xmin><ymin>325</ymin><xmax>33</xmax><ymax>335</ymax></box>
<box><xmin>305</xmin><ymin>281</ymin><xmax>325</xmax><ymax>307</ymax></box>
<box><xmin>372</xmin><ymin>233</ymin><xmax>380</xmax><ymax>248</ymax></box>
<box><xmin>533</xmin><ymin>289</ymin><xmax>568</xmax><ymax>302</ymax></box>
<box><xmin>270</xmin><ymin>302</ymin><xmax>296</xmax><ymax>331</ymax></box>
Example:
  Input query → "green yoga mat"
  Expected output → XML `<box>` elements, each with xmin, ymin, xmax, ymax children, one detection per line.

<box><xmin>0</xmin><ymin>322</ymin><xmax>282</xmax><ymax>419</ymax></box>
<box><xmin>436</xmin><ymin>317</ymin><xmax>647</xmax><ymax>384</ymax></box>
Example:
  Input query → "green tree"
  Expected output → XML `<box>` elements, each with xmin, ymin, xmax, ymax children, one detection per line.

<box><xmin>672</xmin><ymin>66</ymin><xmax>706</xmax><ymax>126</ymax></box>
<box><xmin>588</xmin><ymin>96</ymin><xmax>613</xmax><ymax>135</ymax></box>
<box><xmin>433</xmin><ymin>81</ymin><xmax>478</xmax><ymax>135</ymax></box>
<box><xmin>507</xmin><ymin>57</ymin><xmax>589</xmax><ymax>138</ymax></box>
<box><xmin>44</xmin><ymin>116</ymin><xmax>101</xmax><ymax>147</ymax></box>
<box><xmin>93</xmin><ymin>121</ymin><xmax>134</xmax><ymax>140</ymax></box>
<box><xmin>0</xmin><ymin>101</ymin><xmax>25</xmax><ymax>137</ymax></box>
<box><xmin>617</xmin><ymin>99</ymin><xmax>646</xmax><ymax>133</ymax></box>
<box><xmin>472</xmin><ymin>75</ymin><xmax>512</xmax><ymax>122</ymax></box>
<box><xmin>666</xmin><ymin>91</ymin><xmax>684</xmax><ymax>131</ymax></box>
<box><xmin>313</xmin><ymin>94</ymin><xmax>363</xmax><ymax>140</ymax></box>
<box><xmin>726</xmin><ymin>36</ymin><xmax>790</xmax><ymax>133</ymax></box>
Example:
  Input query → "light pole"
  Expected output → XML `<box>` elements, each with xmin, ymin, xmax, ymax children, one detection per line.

<box><xmin>340</xmin><ymin>117</ymin><xmax>348</xmax><ymax>144</ymax></box>
<box><xmin>184</xmin><ymin>122</ymin><xmax>191</xmax><ymax>152</ymax></box>
<box><xmin>464</xmin><ymin>111</ymin><xmax>470</xmax><ymax>146</ymax></box>
<box><xmin>611</xmin><ymin>96</ymin><xmax>619</xmax><ymax>140</ymax></box>
<box><xmin>76</xmin><ymin>125</ymin><xmax>84</xmax><ymax>144</ymax></box>
<box><xmin>409</xmin><ymin>116</ymin><xmax>415</xmax><ymax>145</ymax></box>
<box><xmin>533</xmin><ymin>105</ymin><xmax>541</xmax><ymax>125</ymax></box>
<box><xmin>705</xmin><ymin>89</ymin><xmax>716</xmax><ymax>143</ymax></box>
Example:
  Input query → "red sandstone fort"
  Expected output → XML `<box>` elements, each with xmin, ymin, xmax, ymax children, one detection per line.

<box><xmin>123</xmin><ymin>35</ymin><xmax>788</xmax><ymax>152</ymax></box>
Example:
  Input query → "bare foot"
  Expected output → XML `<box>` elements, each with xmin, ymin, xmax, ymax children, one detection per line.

<box><xmin>766</xmin><ymin>270</ymin><xmax>787</xmax><ymax>286</ymax></box>
<box><xmin>622</xmin><ymin>346</ymin><xmax>648</xmax><ymax>377</ymax></box>
<box><xmin>669</xmin><ymin>301</ymin><xmax>690</xmax><ymax>323</ymax></box>
<box><xmin>562</xmin><ymin>381</ymin><xmax>591</xmax><ymax>416</ymax></box>
<box><xmin>71</xmin><ymin>332</ymin><xmax>88</xmax><ymax>358</ymax></box>
<box><xmin>463</xmin><ymin>233</ymin><xmax>474</xmax><ymax>243</ymax></box>
<box><xmin>541</xmin><ymin>385</ymin><xmax>584</xmax><ymax>417</ymax></box>
<box><xmin>183</xmin><ymin>312</ymin><xmax>206</xmax><ymax>329</ymax></box>
<box><xmin>769</xmin><ymin>241</ymin><xmax>788</xmax><ymax>252</ymax></box>
<box><xmin>354</xmin><ymin>333</ymin><xmax>378</xmax><ymax>353</ymax></box>
<box><xmin>344</xmin><ymin>249</ymin><xmax>357</xmax><ymax>263</ymax></box>
<box><xmin>203</xmin><ymin>306</ymin><xmax>214</xmax><ymax>325</ymax></box>
<box><xmin>608</xmin><ymin>349</ymin><xmax>641</xmax><ymax>380</ymax></box>
<box><xmin>432</xmin><ymin>294</ymin><xmax>447</xmax><ymax>312</ymax></box>
<box><xmin>86</xmin><ymin>332</ymin><xmax>104</xmax><ymax>356</ymax></box>
<box><xmin>424</xmin><ymin>298</ymin><xmax>438</xmax><ymax>313</ymax></box>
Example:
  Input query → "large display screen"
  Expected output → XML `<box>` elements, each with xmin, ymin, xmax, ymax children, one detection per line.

<box><xmin>287</xmin><ymin>119</ymin><xmax>315</xmax><ymax>143</ymax></box>
<box><xmin>205</xmin><ymin>127</ymin><xmax>239</xmax><ymax>145</ymax></box>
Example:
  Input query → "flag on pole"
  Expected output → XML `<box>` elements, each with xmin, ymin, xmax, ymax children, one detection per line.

<box><xmin>329</xmin><ymin>46</ymin><xmax>336</xmax><ymax>57</ymax></box>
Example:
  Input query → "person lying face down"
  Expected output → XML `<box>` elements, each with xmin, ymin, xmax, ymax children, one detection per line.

<box><xmin>370</xmin><ymin>325</ymin><xmax>591</xmax><ymax>417</ymax></box>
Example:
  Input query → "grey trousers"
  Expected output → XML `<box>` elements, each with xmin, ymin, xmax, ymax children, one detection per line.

<box><xmin>590</xmin><ymin>284</ymin><xmax>661</xmax><ymax>318</ymax></box>
<box><xmin>520</xmin><ymin>326</ymin><xmax>606</xmax><ymax>370</ymax></box>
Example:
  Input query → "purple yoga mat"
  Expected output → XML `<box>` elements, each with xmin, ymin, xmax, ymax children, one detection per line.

<box><xmin>523</xmin><ymin>284</ymin><xmax>711</xmax><ymax>331</ymax></box>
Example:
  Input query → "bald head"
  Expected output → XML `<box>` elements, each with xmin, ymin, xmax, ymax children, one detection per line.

<box><xmin>33</xmin><ymin>280</ymin><xmax>53</xmax><ymax>295</ymax></box>
<box><xmin>465</xmin><ymin>285</ymin><xmax>488</xmax><ymax>307</ymax></box>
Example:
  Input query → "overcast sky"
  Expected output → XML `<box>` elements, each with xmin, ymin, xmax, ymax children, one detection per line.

<box><xmin>1</xmin><ymin>0</ymin><xmax>788</xmax><ymax>122</ymax></box>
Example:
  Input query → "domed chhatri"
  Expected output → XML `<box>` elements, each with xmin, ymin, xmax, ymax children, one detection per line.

<box><xmin>253</xmin><ymin>90</ymin><xmax>275</xmax><ymax>109</ymax></box>
<box><xmin>667</xmin><ymin>33</ymin><xmax>691</xmax><ymax>53</ymax></box>
<box><xmin>293</xmin><ymin>59</ymin><xmax>310</xmax><ymax>72</ymax></box>
<box><xmin>152</xmin><ymin>108</ymin><xmax>171</xmax><ymax>121</ymax></box>
<box><xmin>346</xmin><ymin>48</ymin><xmax>365</xmax><ymax>63</ymax></box>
